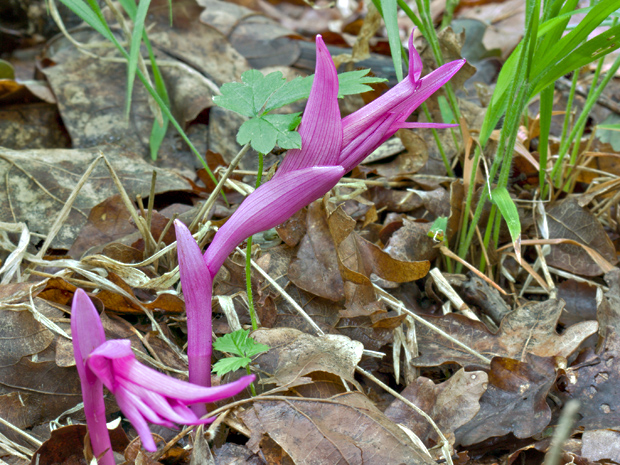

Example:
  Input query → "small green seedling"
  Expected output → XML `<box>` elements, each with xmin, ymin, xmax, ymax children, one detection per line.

<box><xmin>212</xmin><ymin>329</ymin><xmax>270</xmax><ymax>377</ymax></box>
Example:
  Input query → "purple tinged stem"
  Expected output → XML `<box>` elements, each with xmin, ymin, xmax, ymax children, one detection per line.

<box><xmin>204</xmin><ymin>166</ymin><xmax>344</xmax><ymax>276</ymax></box>
<box><xmin>175</xmin><ymin>220</ymin><xmax>213</xmax><ymax>416</ymax></box>
<box><xmin>71</xmin><ymin>289</ymin><xmax>115</xmax><ymax>465</ymax></box>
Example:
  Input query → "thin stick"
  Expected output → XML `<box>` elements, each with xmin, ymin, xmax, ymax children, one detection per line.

<box><xmin>35</xmin><ymin>154</ymin><xmax>102</xmax><ymax>259</ymax></box>
<box><xmin>355</xmin><ymin>366</ymin><xmax>453</xmax><ymax>465</ymax></box>
<box><xmin>374</xmin><ymin>284</ymin><xmax>492</xmax><ymax>364</ymax></box>
<box><xmin>189</xmin><ymin>144</ymin><xmax>251</xmax><ymax>232</ymax></box>
<box><xmin>0</xmin><ymin>416</ymin><xmax>42</xmax><ymax>447</ymax></box>
<box><xmin>235</xmin><ymin>247</ymin><xmax>324</xmax><ymax>336</ymax></box>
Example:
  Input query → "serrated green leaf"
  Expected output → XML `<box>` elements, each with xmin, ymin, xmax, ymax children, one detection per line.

<box><xmin>237</xmin><ymin>118</ymin><xmax>278</xmax><ymax>154</ymax></box>
<box><xmin>214</xmin><ymin>82</ymin><xmax>256</xmax><ymax>117</ymax></box>
<box><xmin>242</xmin><ymin>70</ymin><xmax>287</xmax><ymax>115</ymax></box>
<box><xmin>212</xmin><ymin>356</ymin><xmax>252</xmax><ymax>376</ymax></box>
<box><xmin>237</xmin><ymin>114</ymin><xmax>302</xmax><ymax>154</ymax></box>
<box><xmin>337</xmin><ymin>69</ymin><xmax>387</xmax><ymax>98</ymax></box>
<box><xmin>214</xmin><ymin>329</ymin><xmax>270</xmax><ymax>361</ymax></box>
<box><xmin>263</xmin><ymin>70</ymin><xmax>386</xmax><ymax>114</ymax></box>
<box><xmin>263</xmin><ymin>75</ymin><xmax>313</xmax><ymax>113</ymax></box>
<box><xmin>244</xmin><ymin>340</ymin><xmax>270</xmax><ymax>357</ymax></box>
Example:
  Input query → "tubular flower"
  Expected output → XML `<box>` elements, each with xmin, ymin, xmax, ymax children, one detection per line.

<box><xmin>175</xmin><ymin>219</ymin><xmax>214</xmax><ymax>417</ymax></box>
<box><xmin>203</xmin><ymin>33</ymin><xmax>465</xmax><ymax>277</ymax></box>
<box><xmin>71</xmin><ymin>289</ymin><xmax>255</xmax><ymax>455</ymax></box>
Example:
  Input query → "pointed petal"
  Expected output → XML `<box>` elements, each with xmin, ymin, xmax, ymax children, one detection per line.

<box><xmin>394</xmin><ymin>122</ymin><xmax>459</xmax><ymax>129</ymax></box>
<box><xmin>118</xmin><ymin>378</ymin><xmax>195</xmax><ymax>426</ymax></box>
<box><xmin>204</xmin><ymin>166</ymin><xmax>344</xmax><ymax>275</ymax></box>
<box><xmin>408</xmin><ymin>32</ymin><xmax>422</xmax><ymax>82</ymax></box>
<box><xmin>341</xmin><ymin>78</ymin><xmax>415</xmax><ymax>147</ymax></box>
<box><xmin>174</xmin><ymin>220</ymin><xmax>213</xmax><ymax>391</ymax></box>
<box><xmin>71</xmin><ymin>289</ymin><xmax>106</xmax><ymax>381</ymax></box>
<box><xmin>88</xmin><ymin>340</ymin><xmax>256</xmax><ymax>403</ymax></box>
<box><xmin>391</xmin><ymin>58</ymin><xmax>467</xmax><ymax>120</ymax></box>
<box><xmin>341</xmin><ymin>58</ymin><xmax>465</xmax><ymax>147</ymax></box>
<box><xmin>115</xmin><ymin>389</ymin><xmax>158</xmax><ymax>452</ymax></box>
<box><xmin>338</xmin><ymin>113</ymin><xmax>399</xmax><ymax>173</ymax></box>
<box><xmin>276</xmin><ymin>35</ymin><xmax>342</xmax><ymax>175</ymax></box>
<box><xmin>87</xmin><ymin>339</ymin><xmax>133</xmax><ymax>392</ymax></box>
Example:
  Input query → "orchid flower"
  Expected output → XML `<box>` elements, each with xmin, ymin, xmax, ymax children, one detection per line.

<box><xmin>71</xmin><ymin>289</ymin><xmax>255</xmax><ymax>459</ymax></box>
<box><xmin>203</xmin><ymin>33</ymin><xmax>465</xmax><ymax>277</ymax></box>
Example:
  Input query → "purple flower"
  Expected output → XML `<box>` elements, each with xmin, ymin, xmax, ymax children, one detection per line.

<box><xmin>175</xmin><ymin>219</ymin><xmax>214</xmax><ymax>416</ymax></box>
<box><xmin>71</xmin><ymin>289</ymin><xmax>255</xmax><ymax>456</ymax></box>
<box><xmin>203</xmin><ymin>34</ymin><xmax>465</xmax><ymax>277</ymax></box>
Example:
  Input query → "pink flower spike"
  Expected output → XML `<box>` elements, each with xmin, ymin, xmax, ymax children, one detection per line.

<box><xmin>408</xmin><ymin>32</ymin><xmax>423</xmax><ymax>82</ymax></box>
<box><xmin>87</xmin><ymin>339</ymin><xmax>255</xmax><ymax>452</ymax></box>
<box><xmin>71</xmin><ymin>289</ymin><xmax>114</xmax><ymax>465</ymax></box>
<box><xmin>204</xmin><ymin>165</ymin><xmax>344</xmax><ymax>276</ymax></box>
<box><xmin>175</xmin><ymin>219</ymin><xmax>214</xmax><ymax>417</ymax></box>
<box><xmin>394</xmin><ymin>122</ymin><xmax>460</xmax><ymax>129</ymax></box>
<box><xmin>72</xmin><ymin>289</ymin><xmax>255</xmax><ymax>454</ymax></box>
<box><xmin>276</xmin><ymin>35</ymin><xmax>343</xmax><ymax>176</ymax></box>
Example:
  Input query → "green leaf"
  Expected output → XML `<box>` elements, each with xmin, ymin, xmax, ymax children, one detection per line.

<box><xmin>125</xmin><ymin>0</ymin><xmax>152</xmax><ymax>118</ymax></box>
<box><xmin>336</xmin><ymin>69</ymin><xmax>386</xmax><ymax>97</ymax></box>
<box><xmin>490</xmin><ymin>187</ymin><xmax>521</xmax><ymax>248</ymax></box>
<box><xmin>380</xmin><ymin>0</ymin><xmax>403</xmax><ymax>82</ymax></box>
<box><xmin>263</xmin><ymin>70</ymin><xmax>385</xmax><ymax>114</ymax></box>
<box><xmin>438</xmin><ymin>95</ymin><xmax>456</xmax><ymax>124</ymax></box>
<box><xmin>212</xmin><ymin>357</ymin><xmax>252</xmax><ymax>376</ymax></box>
<box><xmin>0</xmin><ymin>59</ymin><xmax>15</xmax><ymax>80</ymax></box>
<box><xmin>214</xmin><ymin>70</ymin><xmax>287</xmax><ymax>118</ymax></box>
<box><xmin>531</xmin><ymin>0</ymin><xmax>620</xmax><ymax>81</ymax></box>
<box><xmin>531</xmin><ymin>24</ymin><xmax>620</xmax><ymax>96</ymax></box>
<box><xmin>428</xmin><ymin>216</ymin><xmax>448</xmax><ymax>242</ymax></box>
<box><xmin>237</xmin><ymin>113</ymin><xmax>302</xmax><ymax>154</ymax></box>
<box><xmin>213</xmin><ymin>329</ymin><xmax>270</xmax><ymax>359</ymax></box>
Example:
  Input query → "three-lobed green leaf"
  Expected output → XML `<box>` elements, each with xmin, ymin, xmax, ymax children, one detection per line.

<box><xmin>212</xmin><ymin>329</ymin><xmax>270</xmax><ymax>377</ymax></box>
<box><xmin>213</xmin><ymin>68</ymin><xmax>386</xmax><ymax>154</ymax></box>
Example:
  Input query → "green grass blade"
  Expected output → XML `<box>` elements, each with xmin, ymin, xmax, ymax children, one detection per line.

<box><xmin>538</xmin><ymin>84</ymin><xmax>554</xmax><ymax>194</ymax></box>
<box><xmin>491</xmin><ymin>186</ymin><xmax>521</xmax><ymax>256</ymax></box>
<box><xmin>379</xmin><ymin>0</ymin><xmax>403</xmax><ymax>82</ymax></box>
<box><xmin>531</xmin><ymin>24</ymin><xmax>620</xmax><ymax>96</ymax></box>
<box><xmin>125</xmin><ymin>0</ymin><xmax>152</xmax><ymax>118</ymax></box>
<box><xmin>531</xmin><ymin>0</ymin><xmax>620</xmax><ymax>79</ymax></box>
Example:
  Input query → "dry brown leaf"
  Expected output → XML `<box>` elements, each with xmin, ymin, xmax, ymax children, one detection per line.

<box><xmin>0</xmin><ymin>359</ymin><xmax>82</xmax><ymax>445</ymax></box>
<box><xmin>0</xmin><ymin>147</ymin><xmax>189</xmax><ymax>250</ymax></box>
<box><xmin>31</xmin><ymin>424</ymin><xmax>129</xmax><ymax>465</ymax></box>
<box><xmin>412</xmin><ymin>299</ymin><xmax>598</xmax><ymax>368</ymax></box>
<box><xmin>68</xmin><ymin>194</ymin><xmax>137</xmax><ymax>259</ymax></box>
<box><xmin>546</xmin><ymin>199</ymin><xmax>618</xmax><ymax>276</ymax></box>
<box><xmin>251</xmin><ymin>328</ymin><xmax>363</xmax><ymax>391</ymax></box>
<box><xmin>454</xmin><ymin>354</ymin><xmax>558</xmax><ymax>446</ymax></box>
<box><xmin>240</xmin><ymin>392</ymin><xmax>434</xmax><ymax>465</ymax></box>
<box><xmin>384</xmin><ymin>369</ymin><xmax>488</xmax><ymax>446</ymax></box>
<box><xmin>560</xmin><ymin>330</ymin><xmax>620</xmax><ymax>430</ymax></box>
<box><xmin>0</xmin><ymin>304</ymin><xmax>54</xmax><ymax>367</ymax></box>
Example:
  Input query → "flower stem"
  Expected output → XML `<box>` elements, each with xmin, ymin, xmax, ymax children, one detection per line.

<box><xmin>246</xmin><ymin>364</ymin><xmax>257</xmax><ymax>396</ymax></box>
<box><xmin>81</xmin><ymin>378</ymin><xmax>115</xmax><ymax>465</ymax></box>
<box><xmin>245</xmin><ymin>152</ymin><xmax>264</xmax><ymax>331</ymax></box>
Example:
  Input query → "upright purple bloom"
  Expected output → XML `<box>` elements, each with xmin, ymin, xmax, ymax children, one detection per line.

<box><xmin>175</xmin><ymin>219</ymin><xmax>214</xmax><ymax>416</ymax></box>
<box><xmin>72</xmin><ymin>289</ymin><xmax>114</xmax><ymax>465</ymax></box>
<box><xmin>71</xmin><ymin>289</ymin><xmax>255</xmax><ymax>454</ymax></box>
<box><xmin>204</xmin><ymin>33</ymin><xmax>465</xmax><ymax>277</ymax></box>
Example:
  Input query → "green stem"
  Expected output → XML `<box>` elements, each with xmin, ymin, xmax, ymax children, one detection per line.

<box><xmin>246</xmin><ymin>364</ymin><xmax>257</xmax><ymax>397</ymax></box>
<box><xmin>245</xmin><ymin>153</ymin><xmax>264</xmax><ymax>331</ymax></box>
<box><xmin>422</xmin><ymin>103</ymin><xmax>454</xmax><ymax>176</ymax></box>
<box><xmin>550</xmin><ymin>51</ymin><xmax>620</xmax><ymax>188</ymax></box>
